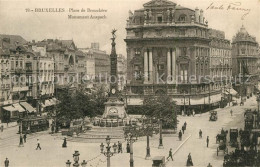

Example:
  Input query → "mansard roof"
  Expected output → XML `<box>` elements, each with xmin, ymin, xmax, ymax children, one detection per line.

<box><xmin>143</xmin><ymin>0</ymin><xmax>176</xmax><ymax>8</ymax></box>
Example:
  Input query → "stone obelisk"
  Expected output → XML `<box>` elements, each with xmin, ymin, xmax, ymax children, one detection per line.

<box><xmin>102</xmin><ymin>29</ymin><xmax>127</xmax><ymax>119</ymax></box>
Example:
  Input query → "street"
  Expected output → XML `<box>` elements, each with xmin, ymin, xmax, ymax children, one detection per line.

<box><xmin>0</xmin><ymin>97</ymin><xmax>257</xmax><ymax>167</ymax></box>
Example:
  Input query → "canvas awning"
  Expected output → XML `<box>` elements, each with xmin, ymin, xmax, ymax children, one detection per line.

<box><xmin>190</xmin><ymin>97</ymin><xmax>206</xmax><ymax>105</ymax></box>
<box><xmin>12</xmin><ymin>103</ymin><xmax>25</xmax><ymax>112</ymax></box>
<box><xmin>210</xmin><ymin>94</ymin><xmax>222</xmax><ymax>104</ymax></box>
<box><xmin>44</xmin><ymin>100</ymin><xmax>52</xmax><ymax>107</ymax></box>
<box><xmin>226</xmin><ymin>89</ymin><xmax>237</xmax><ymax>95</ymax></box>
<box><xmin>3</xmin><ymin>105</ymin><xmax>17</xmax><ymax>112</ymax></box>
<box><xmin>20</xmin><ymin>102</ymin><xmax>36</xmax><ymax>113</ymax></box>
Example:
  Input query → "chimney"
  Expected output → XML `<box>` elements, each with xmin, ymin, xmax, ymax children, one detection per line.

<box><xmin>195</xmin><ymin>7</ymin><xmax>199</xmax><ymax>23</ymax></box>
<box><xmin>200</xmin><ymin>9</ymin><xmax>204</xmax><ymax>24</ymax></box>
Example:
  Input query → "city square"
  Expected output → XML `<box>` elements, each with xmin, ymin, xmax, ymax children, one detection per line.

<box><xmin>1</xmin><ymin>0</ymin><xmax>260</xmax><ymax>166</ymax></box>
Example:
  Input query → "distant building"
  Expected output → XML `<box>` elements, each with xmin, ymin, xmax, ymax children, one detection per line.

<box><xmin>232</xmin><ymin>25</ymin><xmax>259</xmax><ymax>97</ymax></box>
<box><xmin>80</xmin><ymin>43</ymin><xmax>110</xmax><ymax>82</ymax></box>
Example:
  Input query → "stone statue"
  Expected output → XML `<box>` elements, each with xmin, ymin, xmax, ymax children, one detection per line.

<box><xmin>111</xmin><ymin>29</ymin><xmax>117</xmax><ymax>40</ymax></box>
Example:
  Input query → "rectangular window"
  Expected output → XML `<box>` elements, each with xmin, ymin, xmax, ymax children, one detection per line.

<box><xmin>157</xmin><ymin>16</ymin><xmax>162</xmax><ymax>23</ymax></box>
<box><xmin>11</xmin><ymin>61</ymin><xmax>14</xmax><ymax>70</ymax></box>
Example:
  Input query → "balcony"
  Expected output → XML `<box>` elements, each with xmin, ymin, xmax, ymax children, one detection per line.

<box><xmin>14</xmin><ymin>68</ymin><xmax>25</xmax><ymax>75</ymax></box>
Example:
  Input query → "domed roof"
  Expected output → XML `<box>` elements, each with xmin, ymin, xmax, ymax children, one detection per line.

<box><xmin>238</xmin><ymin>25</ymin><xmax>248</xmax><ymax>35</ymax></box>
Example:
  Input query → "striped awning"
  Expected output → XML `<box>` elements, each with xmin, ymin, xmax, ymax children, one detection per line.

<box><xmin>3</xmin><ymin>105</ymin><xmax>17</xmax><ymax>112</ymax></box>
<box><xmin>20</xmin><ymin>102</ymin><xmax>36</xmax><ymax>113</ymax></box>
<box><xmin>13</xmin><ymin>103</ymin><xmax>25</xmax><ymax>112</ymax></box>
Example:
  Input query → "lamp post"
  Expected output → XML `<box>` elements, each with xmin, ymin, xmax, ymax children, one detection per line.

<box><xmin>125</xmin><ymin>129</ymin><xmax>138</xmax><ymax>167</ymax></box>
<box><xmin>158</xmin><ymin>118</ymin><xmax>163</xmax><ymax>149</ymax></box>
<box><xmin>100</xmin><ymin>135</ymin><xmax>114</xmax><ymax>167</ymax></box>
<box><xmin>65</xmin><ymin>151</ymin><xmax>86</xmax><ymax>167</ymax></box>
<box><xmin>144</xmin><ymin>123</ymin><xmax>155</xmax><ymax>160</ymax></box>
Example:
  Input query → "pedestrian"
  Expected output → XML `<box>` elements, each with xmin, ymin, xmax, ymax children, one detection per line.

<box><xmin>179</xmin><ymin>130</ymin><xmax>182</xmax><ymax>141</ymax></box>
<box><xmin>118</xmin><ymin>141</ymin><xmax>122</xmax><ymax>153</ymax></box>
<box><xmin>51</xmin><ymin>124</ymin><xmax>54</xmax><ymax>134</ymax></box>
<box><xmin>230</xmin><ymin>109</ymin><xmax>233</xmax><ymax>116</ymax></box>
<box><xmin>23</xmin><ymin>133</ymin><xmax>27</xmax><ymax>143</ymax></box>
<box><xmin>192</xmin><ymin>110</ymin><xmax>195</xmax><ymax>117</ymax></box>
<box><xmin>4</xmin><ymin>158</ymin><xmax>9</xmax><ymax>167</ymax></box>
<box><xmin>199</xmin><ymin>129</ymin><xmax>202</xmax><ymax>139</ymax></box>
<box><xmin>187</xmin><ymin>153</ymin><xmax>193</xmax><ymax>166</ymax></box>
<box><xmin>166</xmin><ymin>148</ymin><xmax>173</xmax><ymax>161</ymax></box>
<box><xmin>1</xmin><ymin>124</ymin><xmax>3</xmax><ymax>132</ymax></box>
<box><xmin>207</xmin><ymin>163</ymin><xmax>212</xmax><ymax>167</ymax></box>
<box><xmin>184</xmin><ymin>121</ymin><xmax>187</xmax><ymax>128</ymax></box>
<box><xmin>126</xmin><ymin>142</ymin><xmax>130</xmax><ymax>153</ymax></box>
<box><xmin>182</xmin><ymin>125</ymin><xmax>185</xmax><ymax>134</ymax></box>
<box><xmin>19</xmin><ymin>134</ymin><xmax>23</xmax><ymax>146</ymax></box>
<box><xmin>62</xmin><ymin>137</ymin><xmax>67</xmax><ymax>148</ymax></box>
<box><xmin>36</xmin><ymin>139</ymin><xmax>41</xmax><ymax>150</ymax></box>
<box><xmin>206</xmin><ymin>136</ymin><xmax>209</xmax><ymax>147</ymax></box>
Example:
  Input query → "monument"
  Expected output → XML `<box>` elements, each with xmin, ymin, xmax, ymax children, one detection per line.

<box><xmin>102</xmin><ymin>29</ymin><xmax>128</xmax><ymax>120</ymax></box>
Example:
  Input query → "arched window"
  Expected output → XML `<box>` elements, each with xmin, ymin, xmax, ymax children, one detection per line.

<box><xmin>178</xmin><ymin>14</ymin><xmax>187</xmax><ymax>22</ymax></box>
<box><xmin>69</xmin><ymin>55</ymin><xmax>74</xmax><ymax>66</ymax></box>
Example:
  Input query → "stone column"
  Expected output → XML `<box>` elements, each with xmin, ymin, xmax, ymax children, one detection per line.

<box><xmin>148</xmin><ymin>49</ymin><xmax>153</xmax><ymax>83</ymax></box>
<box><xmin>144</xmin><ymin>50</ymin><xmax>148</xmax><ymax>83</ymax></box>
<box><xmin>167</xmin><ymin>49</ymin><xmax>171</xmax><ymax>82</ymax></box>
<box><xmin>172</xmin><ymin>48</ymin><xmax>176</xmax><ymax>83</ymax></box>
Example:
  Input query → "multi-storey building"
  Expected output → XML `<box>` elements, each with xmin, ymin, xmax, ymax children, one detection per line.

<box><xmin>232</xmin><ymin>25</ymin><xmax>259</xmax><ymax>97</ymax></box>
<box><xmin>208</xmin><ymin>29</ymin><xmax>235</xmax><ymax>102</ymax></box>
<box><xmin>80</xmin><ymin>43</ymin><xmax>110</xmax><ymax>83</ymax></box>
<box><xmin>0</xmin><ymin>35</ymin><xmax>38</xmax><ymax>120</ymax></box>
<box><xmin>125</xmin><ymin>0</ymin><xmax>232</xmax><ymax>113</ymax></box>
<box><xmin>79</xmin><ymin>48</ymin><xmax>95</xmax><ymax>88</ymax></box>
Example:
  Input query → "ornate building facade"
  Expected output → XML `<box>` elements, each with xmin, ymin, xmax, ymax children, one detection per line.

<box><xmin>125</xmin><ymin>0</ymin><xmax>232</xmax><ymax>113</ymax></box>
<box><xmin>232</xmin><ymin>25</ymin><xmax>259</xmax><ymax>97</ymax></box>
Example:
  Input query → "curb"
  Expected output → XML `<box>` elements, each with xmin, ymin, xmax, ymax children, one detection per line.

<box><xmin>172</xmin><ymin>134</ymin><xmax>192</xmax><ymax>156</ymax></box>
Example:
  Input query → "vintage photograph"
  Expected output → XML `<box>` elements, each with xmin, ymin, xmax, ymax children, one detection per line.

<box><xmin>0</xmin><ymin>0</ymin><xmax>260</xmax><ymax>166</ymax></box>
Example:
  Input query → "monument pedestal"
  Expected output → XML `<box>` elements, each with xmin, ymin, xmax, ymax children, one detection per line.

<box><xmin>102</xmin><ymin>97</ymin><xmax>127</xmax><ymax>119</ymax></box>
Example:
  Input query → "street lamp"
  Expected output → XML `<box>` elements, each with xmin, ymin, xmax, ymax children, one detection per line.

<box><xmin>66</xmin><ymin>160</ymin><xmax>71</xmax><ymax>167</ymax></box>
<box><xmin>100</xmin><ymin>135</ymin><xmax>114</xmax><ymax>167</ymax></box>
<box><xmin>125</xmin><ymin>130</ymin><xmax>138</xmax><ymax>167</ymax></box>
<box><xmin>100</xmin><ymin>143</ymin><xmax>104</xmax><ymax>153</ymax></box>
<box><xmin>158</xmin><ymin>118</ymin><xmax>163</xmax><ymax>149</ymax></box>
<box><xmin>73</xmin><ymin>151</ymin><xmax>80</xmax><ymax>167</ymax></box>
<box><xmin>65</xmin><ymin>151</ymin><xmax>86</xmax><ymax>167</ymax></box>
<box><xmin>81</xmin><ymin>160</ymin><xmax>87</xmax><ymax>167</ymax></box>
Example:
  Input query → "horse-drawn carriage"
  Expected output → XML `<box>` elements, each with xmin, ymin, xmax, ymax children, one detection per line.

<box><xmin>229</xmin><ymin>127</ymin><xmax>239</xmax><ymax>147</ymax></box>
<box><xmin>216</xmin><ymin>129</ymin><xmax>228</xmax><ymax>143</ymax></box>
<box><xmin>217</xmin><ymin>140</ymin><xmax>228</xmax><ymax>156</ymax></box>
<box><xmin>209</xmin><ymin>111</ymin><xmax>218</xmax><ymax>121</ymax></box>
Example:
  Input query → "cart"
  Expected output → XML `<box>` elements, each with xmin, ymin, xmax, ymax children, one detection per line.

<box><xmin>209</xmin><ymin>111</ymin><xmax>218</xmax><ymax>121</ymax></box>
<box><xmin>229</xmin><ymin>127</ymin><xmax>238</xmax><ymax>147</ymax></box>
<box><xmin>217</xmin><ymin>141</ymin><xmax>228</xmax><ymax>156</ymax></box>
<box><xmin>232</xmin><ymin>101</ymin><xmax>238</xmax><ymax>106</ymax></box>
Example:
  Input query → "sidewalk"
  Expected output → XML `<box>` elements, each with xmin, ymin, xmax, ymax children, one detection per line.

<box><xmin>1</xmin><ymin>122</ymin><xmax>17</xmax><ymax>129</ymax></box>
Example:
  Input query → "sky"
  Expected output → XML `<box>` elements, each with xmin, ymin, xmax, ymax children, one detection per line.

<box><xmin>0</xmin><ymin>0</ymin><xmax>259</xmax><ymax>56</ymax></box>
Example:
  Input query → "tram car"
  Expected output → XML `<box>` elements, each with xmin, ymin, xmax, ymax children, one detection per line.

<box><xmin>229</xmin><ymin>127</ymin><xmax>239</xmax><ymax>147</ymax></box>
<box><xmin>19</xmin><ymin>116</ymin><xmax>49</xmax><ymax>134</ymax></box>
<box><xmin>244</xmin><ymin>110</ymin><xmax>254</xmax><ymax>130</ymax></box>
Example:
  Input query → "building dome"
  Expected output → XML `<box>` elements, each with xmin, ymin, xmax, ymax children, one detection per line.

<box><xmin>238</xmin><ymin>25</ymin><xmax>248</xmax><ymax>35</ymax></box>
